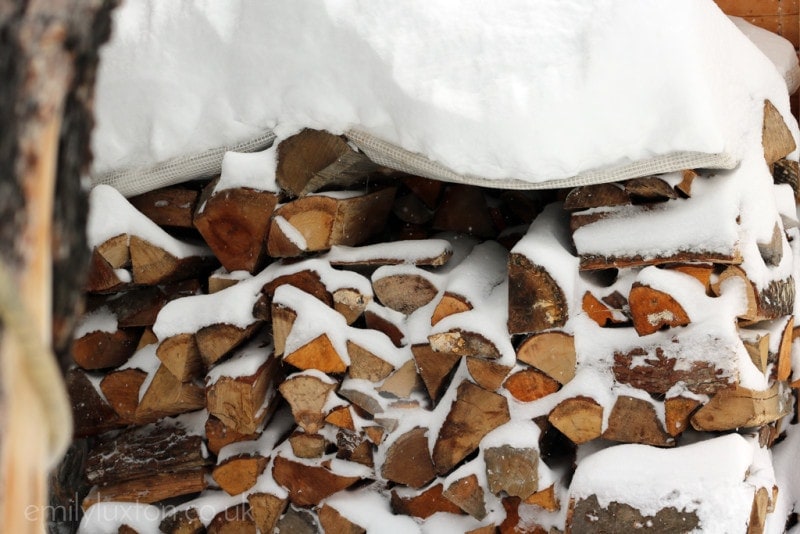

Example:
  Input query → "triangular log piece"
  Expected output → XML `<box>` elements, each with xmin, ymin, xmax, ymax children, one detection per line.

<box><xmin>335</xmin><ymin>429</ymin><xmax>374</xmax><ymax>467</ymax></box>
<box><xmin>193</xmin><ymin>181</ymin><xmax>278</xmax><ymax>274</ymax></box>
<box><xmin>547</xmin><ymin>396</ymin><xmax>603</xmax><ymax>445</ymax></box>
<box><xmin>196</xmin><ymin>322</ymin><xmax>262</xmax><ymax>367</ymax></box>
<box><xmin>156</xmin><ymin>333</ymin><xmax>203</xmax><ymax>381</ymax></box>
<box><xmin>67</xmin><ymin>368</ymin><xmax>124</xmax><ymax>438</ymax></box>
<box><xmin>582</xmin><ymin>291</ymin><xmax>623</xmax><ymax>327</ymax></box>
<box><xmin>465</xmin><ymin>357</ymin><xmax>512</xmax><ymax>391</ymax></box>
<box><xmin>377</xmin><ymin>359</ymin><xmax>425</xmax><ymax>399</ymax></box>
<box><xmin>288</xmin><ymin>431</ymin><xmax>327</xmax><ymax>459</ymax></box>
<box><xmin>502</xmin><ymin>368</ymin><xmax>560</xmax><ymax>402</ymax></box>
<box><xmin>623</xmin><ymin>176</ymin><xmax>677</xmax><ymax>202</ymax></box>
<box><xmin>756</xmin><ymin>223</ymin><xmax>784</xmax><ymax>267</ymax></box>
<box><xmin>130</xmin><ymin>187</ymin><xmax>200</xmax><ymax>230</ymax></box>
<box><xmin>742</xmin><ymin>330</ymin><xmax>770</xmax><ymax>374</ymax></box>
<box><xmin>431</xmin><ymin>292</ymin><xmax>473</xmax><ymax>326</ymax></box>
<box><xmin>318</xmin><ymin>504</ymin><xmax>366</xmax><ymax>534</ymax></box>
<box><xmin>96</xmin><ymin>286</ymin><xmax>168</xmax><ymax>328</ymax></box>
<box><xmin>275</xmin><ymin>506</ymin><xmax>320</xmax><ymax>534</ymax></box>
<box><xmin>664</xmin><ymin>396</ymin><xmax>702</xmax><ymax>437</ymax></box>
<box><xmin>85</xmin><ymin>249</ymin><xmax>130</xmax><ymax>294</ymax></box>
<box><xmin>272</xmin><ymin>455</ymin><xmax>360</xmax><ymax>507</ymax></box>
<box><xmin>338</xmin><ymin>388</ymin><xmax>384</xmax><ymax>416</ymax></box>
<box><xmin>562</xmin><ymin>183</ymin><xmax>630</xmax><ymax>211</ymax></box>
<box><xmin>205</xmin><ymin>415</ymin><xmax>260</xmax><ymax>457</ymax></box>
<box><xmin>129</xmin><ymin>235</ymin><xmax>215</xmax><ymax>286</ymax></box>
<box><xmin>432</xmin><ymin>184</ymin><xmax>495</xmax><ymax>238</ymax></box>
<box><xmin>82</xmin><ymin>470</ymin><xmax>208</xmax><ymax>511</ymax></box>
<box><xmin>212</xmin><ymin>454</ymin><xmax>269</xmax><ymax>496</ymax></box>
<box><xmin>601</xmin><ymin>395</ymin><xmax>674</xmax><ymax>447</ymax></box>
<box><xmin>516</xmin><ymin>331</ymin><xmax>576</xmax><ymax>385</ymax></box>
<box><xmin>99</xmin><ymin>368</ymin><xmax>148</xmax><ymax>423</ymax></box>
<box><xmin>691</xmin><ymin>383</ymin><xmax>791</xmax><ymax>431</ymax></box>
<box><xmin>663</xmin><ymin>263</ymin><xmax>714</xmax><ymax>293</ymax></box>
<box><xmin>484</xmin><ymin>444</ymin><xmax>539</xmax><ymax>499</ymax></box>
<box><xmin>508</xmin><ymin>253</ymin><xmax>568</xmax><ymax>334</ymax></box>
<box><xmin>428</xmin><ymin>329</ymin><xmax>502</xmax><ymax>360</ymax></box>
<box><xmin>628</xmin><ymin>283</ymin><xmax>690</xmax><ymax>336</ymax></box>
<box><xmin>433</xmin><ymin>381</ymin><xmax>510</xmax><ymax>475</ymax></box>
<box><xmin>443</xmin><ymin>473</ymin><xmax>487</xmax><ymax>520</ymax></box>
<box><xmin>284</xmin><ymin>334</ymin><xmax>348</xmax><ymax>374</ymax></box>
<box><xmin>248</xmin><ymin>493</ymin><xmax>288</xmax><ymax>534</ymax></box>
<box><xmin>278</xmin><ymin>373</ymin><xmax>337</xmax><ymax>434</ymax></box>
<box><xmin>271</xmin><ymin>304</ymin><xmax>297</xmax><ymax>357</ymax></box>
<box><xmin>71</xmin><ymin>327</ymin><xmax>141</xmax><ymax>370</ymax></box>
<box><xmin>347</xmin><ymin>340</ymin><xmax>394</xmax><ymax>382</ymax></box>
<box><xmin>325</xmin><ymin>405</ymin><xmax>356</xmax><ymax>431</ymax></box>
<box><xmin>523</xmin><ymin>484</ymin><xmax>560</xmax><ymax>511</ymax></box>
<box><xmin>364</xmin><ymin>309</ymin><xmax>405</xmax><ymax>347</ymax></box>
<box><xmin>136</xmin><ymin>365</ymin><xmax>206</xmax><ymax>423</ymax></box>
<box><xmin>390</xmin><ymin>483</ymin><xmax>464</xmax><ymax>519</ymax></box>
<box><xmin>411</xmin><ymin>343</ymin><xmax>460</xmax><ymax>404</ymax></box>
<box><xmin>762</xmin><ymin>100</ymin><xmax>797</xmax><ymax>167</ymax></box>
<box><xmin>96</xmin><ymin>234</ymin><xmax>130</xmax><ymax>269</ymax></box>
<box><xmin>777</xmin><ymin>317</ymin><xmax>794</xmax><ymax>382</ymax></box>
<box><xmin>381</xmin><ymin>427</ymin><xmax>437</xmax><ymax>489</ymax></box>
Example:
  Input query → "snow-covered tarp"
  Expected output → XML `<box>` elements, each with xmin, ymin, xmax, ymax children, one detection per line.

<box><xmin>91</xmin><ymin>0</ymin><xmax>799</xmax><ymax>196</ymax></box>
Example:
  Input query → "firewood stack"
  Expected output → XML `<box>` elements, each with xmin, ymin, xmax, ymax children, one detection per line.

<box><xmin>71</xmin><ymin>103</ymin><xmax>799</xmax><ymax>532</ymax></box>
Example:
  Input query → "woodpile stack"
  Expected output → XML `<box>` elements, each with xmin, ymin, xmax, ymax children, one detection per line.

<box><xmin>71</xmin><ymin>107</ymin><xmax>799</xmax><ymax>532</ymax></box>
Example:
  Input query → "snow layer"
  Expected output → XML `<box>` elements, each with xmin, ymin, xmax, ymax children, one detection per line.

<box><xmin>92</xmin><ymin>0</ymin><xmax>796</xmax><ymax>186</ymax></box>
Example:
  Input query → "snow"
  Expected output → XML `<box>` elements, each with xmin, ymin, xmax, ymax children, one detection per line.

<box><xmin>321</xmin><ymin>239</ymin><xmax>452</xmax><ymax>266</ymax></box>
<box><xmin>325</xmin><ymin>490</ymin><xmax>421</xmax><ymax>533</ymax></box>
<box><xmin>205</xmin><ymin>333</ymin><xmax>272</xmax><ymax>385</ymax></box>
<box><xmin>78</xmin><ymin>502</ymin><xmax>163</xmax><ymax>534</ymax></box>
<box><xmin>216</xmin><ymin>146</ymin><xmax>279</xmax><ymax>193</ymax></box>
<box><xmin>74</xmin><ymin>306</ymin><xmax>118</xmax><ymax>338</ymax></box>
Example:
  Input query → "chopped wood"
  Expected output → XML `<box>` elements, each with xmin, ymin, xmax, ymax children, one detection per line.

<box><xmin>412</xmin><ymin>343</ymin><xmax>460</xmax><ymax>404</ymax></box>
<box><xmin>465</xmin><ymin>357</ymin><xmax>512</xmax><ymax>391</ymax></box>
<box><xmin>205</xmin><ymin>416</ymin><xmax>260</xmax><ymax>457</ymax></box>
<box><xmin>129</xmin><ymin>235</ymin><xmax>215</xmax><ymax>286</ymax></box>
<box><xmin>508</xmin><ymin>253</ymin><xmax>569</xmax><ymax>334</ymax></box>
<box><xmin>567</xmin><ymin>494</ymin><xmax>699</xmax><ymax>534</ymax></box>
<box><xmin>267</xmin><ymin>187</ymin><xmax>396</xmax><ymax>256</ymax></box>
<box><xmin>208</xmin><ymin>270</ymin><xmax>242</xmax><ymax>294</ymax></box>
<box><xmin>248</xmin><ymin>493</ymin><xmax>288</xmax><ymax>534</ymax></box>
<box><xmin>206</xmin><ymin>503</ymin><xmax>256</xmax><ymax>534</ymax></box>
<box><xmin>193</xmin><ymin>181</ymin><xmax>278</xmax><ymax>273</ymax></box>
<box><xmin>196</xmin><ymin>322</ymin><xmax>262</xmax><ymax>367</ymax></box>
<box><xmin>278</xmin><ymin>373</ymin><xmax>337</xmax><ymax>434</ymax></box>
<box><xmin>777</xmin><ymin>317</ymin><xmax>794</xmax><ymax>381</ymax></box>
<box><xmin>95</xmin><ymin>286</ymin><xmax>167</xmax><ymax>328</ymax></box>
<box><xmin>372</xmin><ymin>270</ymin><xmax>439</xmax><ymax>315</ymax></box>
<box><xmin>364</xmin><ymin>425</ymin><xmax>386</xmax><ymax>445</ymax></box>
<box><xmin>212</xmin><ymin>454</ymin><xmax>268</xmax><ymax>496</ymax></box>
<box><xmin>772</xmin><ymin>158</ymin><xmax>799</xmax><ymax>199</ymax></box>
<box><xmin>271</xmin><ymin>303</ymin><xmax>297</xmax><ymax>357</ymax></box>
<box><xmin>524</xmin><ymin>484</ymin><xmax>560</xmax><ymax>511</ymax></box>
<box><xmin>443</xmin><ymin>473</ymin><xmax>487</xmax><ymax>520</ymax></box>
<box><xmin>547</xmin><ymin>396</ymin><xmax>603</xmax><ymax>445</ymax></box>
<box><xmin>86</xmin><ymin>248</ymin><xmax>130</xmax><ymax>293</ymax></box>
<box><xmin>156</xmin><ymin>333</ymin><xmax>203</xmax><ymax>381</ymax></box>
<box><xmin>130</xmin><ymin>187</ymin><xmax>200</xmax><ymax>229</ymax></box>
<box><xmin>138</xmin><ymin>327</ymin><xmax>159</xmax><ymax>349</ymax></box>
<box><xmin>433</xmin><ymin>381</ymin><xmax>511</xmax><ymax>475</ymax></box>
<box><xmin>429</xmin><ymin>328</ymin><xmax>502</xmax><ymax>360</ymax></box>
<box><xmin>516</xmin><ymin>331</ymin><xmax>576</xmax><ymax>384</ymax></box>
<box><xmin>289</xmin><ymin>432</ymin><xmax>327</xmax><ymax>459</ymax></box>
<box><xmin>628</xmin><ymin>282</ymin><xmax>691</xmax><ymax>336</ymax></box>
<box><xmin>326</xmin><ymin>239</ymin><xmax>453</xmax><ymax>268</ymax></box>
<box><xmin>563</xmin><ymin>182</ymin><xmax>630</xmax><ymax>210</ymax></box>
<box><xmin>433</xmin><ymin>184</ymin><xmax>495</xmax><ymax>238</ymax></box>
<box><xmin>749</xmin><ymin>486</ymin><xmax>771</xmax><ymax>534</ymax></box>
<box><xmin>582</xmin><ymin>290</ymin><xmax>618</xmax><ymax>327</ymax></box>
<box><xmin>83</xmin><ymin>470</ymin><xmax>208</xmax><ymax>510</ymax></box>
<box><xmin>325</xmin><ymin>405</ymin><xmax>356</xmax><ymax>431</ymax></box>
<box><xmin>338</xmin><ymin>387</ymin><xmax>384</xmax><ymax>415</ymax></box>
<box><xmin>663</xmin><ymin>263</ymin><xmax>714</xmax><ymax>292</ymax></box>
<box><xmin>484</xmin><ymin>444</ymin><xmax>539</xmax><ymax>499</ymax></box>
<box><xmin>99</xmin><ymin>368</ymin><xmax>148</xmax><ymax>422</ymax></box>
<box><xmin>713</xmin><ymin>266</ymin><xmax>795</xmax><ymax>322</ymax></box>
<box><xmin>503</xmin><ymin>368</ymin><xmax>560</xmax><ymax>402</ymax></box>
<box><xmin>762</xmin><ymin>100</ymin><xmax>797</xmax><ymax>166</ymax></box>
<box><xmin>335</xmin><ymin>430</ymin><xmax>374</xmax><ymax>467</ymax></box>
<box><xmin>390</xmin><ymin>483</ymin><xmax>464</xmax><ymax>519</ymax></box>
<box><xmin>613</xmin><ymin>347</ymin><xmax>730</xmax><ymax>396</ymax></box>
<box><xmin>674</xmin><ymin>169</ymin><xmax>698</xmax><ymax>198</ymax></box>
<box><xmin>757</xmin><ymin>223</ymin><xmax>784</xmax><ymax>267</ymax></box>
<box><xmin>284</xmin><ymin>334</ymin><xmax>348</xmax><ymax>374</ymax></box>
<box><xmin>159</xmin><ymin>508</ymin><xmax>204</xmax><ymax>534</ymax></box>
<box><xmin>318</xmin><ymin>504</ymin><xmax>366</xmax><ymax>534</ymax></box>
<box><xmin>431</xmin><ymin>292</ymin><xmax>473</xmax><ymax>326</ymax></box>
<box><xmin>206</xmin><ymin>354</ymin><xmax>281</xmax><ymax>435</ymax></box>
<box><xmin>259</xmin><ymin>270</ymin><xmax>333</xmax><ymax>323</ymax></box>
<box><xmin>691</xmin><ymin>383</ymin><xmax>791</xmax><ymax>431</ymax></box>
<box><xmin>136</xmin><ymin>365</ymin><xmax>206</xmax><ymax>423</ymax></box>
<box><xmin>623</xmin><ymin>176</ymin><xmax>677</xmax><ymax>202</ymax></box>
<box><xmin>333</xmin><ymin>288</ymin><xmax>370</xmax><ymax>324</ymax></box>
<box><xmin>381</xmin><ymin>427</ymin><xmax>437</xmax><ymax>488</ymax></box>
<box><xmin>71</xmin><ymin>327</ymin><xmax>140</xmax><ymax>370</ymax></box>
<box><xmin>275</xmin><ymin>506</ymin><xmax>320</xmax><ymax>534</ymax></box>
<box><xmin>377</xmin><ymin>359</ymin><xmax>425</xmax><ymax>399</ymax></box>
<box><xmin>664</xmin><ymin>396</ymin><xmax>701</xmax><ymax>437</ymax></box>
<box><xmin>67</xmin><ymin>368</ymin><xmax>124</xmax><ymax>438</ymax></box>
<box><xmin>347</xmin><ymin>340</ymin><xmax>394</xmax><ymax>382</ymax></box>
<box><xmin>601</xmin><ymin>395</ymin><xmax>674</xmax><ymax>447</ymax></box>
<box><xmin>742</xmin><ymin>330</ymin><xmax>770</xmax><ymax>374</ymax></box>
<box><xmin>96</xmin><ymin>234</ymin><xmax>130</xmax><ymax>269</ymax></box>
<box><xmin>272</xmin><ymin>455</ymin><xmax>360</xmax><ymax>507</ymax></box>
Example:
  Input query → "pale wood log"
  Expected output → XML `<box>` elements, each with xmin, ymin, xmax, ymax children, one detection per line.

<box><xmin>99</xmin><ymin>368</ymin><xmax>148</xmax><ymax>423</ymax></box>
<box><xmin>713</xmin><ymin>266</ymin><xmax>795</xmax><ymax>322</ymax></box>
<box><xmin>429</xmin><ymin>329</ymin><xmax>502</xmax><ymax>360</ymax></box>
<box><xmin>137</xmin><ymin>327</ymin><xmax>158</xmax><ymax>349</ymax></box>
<box><xmin>484</xmin><ymin>444</ymin><xmax>538</xmax><ymax>499</ymax></box>
<box><xmin>319</xmin><ymin>504</ymin><xmax>366</xmax><ymax>534</ymax></box>
<box><xmin>334</xmin><ymin>288</ymin><xmax>370</xmax><ymax>324</ymax></box>
<box><xmin>193</xmin><ymin>180</ymin><xmax>278</xmax><ymax>273</ymax></box>
<box><xmin>278</xmin><ymin>373</ymin><xmax>337</xmax><ymax>434</ymax></box>
<box><xmin>372</xmin><ymin>271</ymin><xmax>439</xmax><ymax>314</ymax></box>
<box><xmin>412</xmin><ymin>343</ymin><xmax>460</xmax><ymax>404</ymax></box>
<box><xmin>623</xmin><ymin>176</ymin><xmax>677</xmax><ymax>202</ymax></box>
<box><xmin>390</xmin><ymin>483</ymin><xmax>464</xmax><ymax>519</ymax></box>
<box><xmin>691</xmin><ymin>383</ymin><xmax>791</xmax><ymax>431</ymax></box>
<box><xmin>567</xmin><ymin>494</ymin><xmax>699</xmax><ymax>534</ymax></box>
<box><xmin>205</xmin><ymin>415</ymin><xmax>260</xmax><ymax>457</ymax></box>
<box><xmin>96</xmin><ymin>234</ymin><xmax>130</xmax><ymax>269</ymax></box>
<box><xmin>523</xmin><ymin>484</ymin><xmax>560</xmax><ymax>511</ymax></box>
<box><xmin>212</xmin><ymin>454</ymin><xmax>268</xmax><ymax>496</ymax></box>
<box><xmin>762</xmin><ymin>100</ymin><xmax>797</xmax><ymax>166</ymax></box>
<box><xmin>136</xmin><ymin>365</ymin><xmax>206</xmax><ymax>423</ymax></box>
<box><xmin>272</xmin><ymin>455</ymin><xmax>360</xmax><ymax>507</ymax></box>
<box><xmin>748</xmin><ymin>486</ymin><xmax>772</xmax><ymax>534</ymax></box>
<box><xmin>433</xmin><ymin>184</ymin><xmax>495</xmax><ymax>238</ymax></box>
<box><xmin>674</xmin><ymin>169</ymin><xmax>698</xmax><ymax>198</ymax></box>
<box><xmin>665</xmin><ymin>396</ymin><xmax>702</xmax><ymax>437</ymax></box>
<box><xmin>742</xmin><ymin>330</ymin><xmax>770</xmax><ymax>373</ymax></box>
<box><xmin>206</xmin><ymin>354</ymin><xmax>281</xmax><ymax>435</ymax></box>
<box><xmin>196</xmin><ymin>322</ymin><xmax>262</xmax><ymax>367</ymax></box>
<box><xmin>206</xmin><ymin>503</ymin><xmax>256</xmax><ymax>534</ymax></box>
<box><xmin>433</xmin><ymin>381</ymin><xmax>510</xmax><ymax>475</ymax></box>
<box><xmin>272</xmin><ymin>304</ymin><xmax>296</xmax><ymax>357</ymax></box>
<box><xmin>67</xmin><ymin>368</ymin><xmax>124</xmax><ymax>438</ymax></box>
<box><xmin>157</xmin><ymin>333</ymin><xmax>204</xmax><ymax>381</ymax></box>
<box><xmin>516</xmin><ymin>331</ymin><xmax>576</xmax><ymax>384</ymax></box>
<box><xmin>289</xmin><ymin>432</ymin><xmax>327</xmax><ymax>459</ymax></box>
<box><xmin>465</xmin><ymin>356</ymin><xmax>512</xmax><ymax>391</ymax></box>
<box><xmin>284</xmin><ymin>333</ymin><xmax>348</xmax><ymax>374</ymax></box>
<box><xmin>208</xmin><ymin>270</ymin><xmax>242</xmax><ymax>294</ymax></box>
<box><xmin>377</xmin><ymin>359</ymin><xmax>425</xmax><ymax>399</ymax></box>
<box><xmin>347</xmin><ymin>340</ymin><xmax>394</xmax><ymax>381</ymax></box>
<box><xmin>129</xmin><ymin>235</ymin><xmax>215</xmax><ymax>286</ymax></box>
<box><xmin>777</xmin><ymin>317</ymin><xmax>793</xmax><ymax>381</ymax></box>
<box><xmin>82</xmin><ymin>470</ymin><xmax>208</xmax><ymax>510</ymax></box>
<box><xmin>601</xmin><ymin>395</ymin><xmax>674</xmax><ymax>447</ymax></box>
<box><xmin>71</xmin><ymin>327</ymin><xmax>140</xmax><ymax>370</ymax></box>
<box><xmin>130</xmin><ymin>187</ymin><xmax>200</xmax><ymax>230</ymax></box>
<box><xmin>628</xmin><ymin>282</ymin><xmax>691</xmax><ymax>336</ymax></box>
<box><xmin>443</xmin><ymin>473</ymin><xmax>487</xmax><ymax>520</ymax></box>
<box><xmin>248</xmin><ymin>492</ymin><xmax>288</xmax><ymax>534</ymax></box>
<box><xmin>508</xmin><ymin>253</ymin><xmax>568</xmax><ymax>334</ymax></box>
<box><xmin>431</xmin><ymin>293</ymin><xmax>472</xmax><ymax>326</ymax></box>
<box><xmin>503</xmin><ymin>368</ymin><xmax>560</xmax><ymax>402</ymax></box>
<box><xmin>547</xmin><ymin>396</ymin><xmax>603</xmax><ymax>445</ymax></box>
<box><xmin>381</xmin><ymin>427</ymin><xmax>437</xmax><ymax>488</ymax></box>
<box><xmin>364</xmin><ymin>425</ymin><xmax>386</xmax><ymax>445</ymax></box>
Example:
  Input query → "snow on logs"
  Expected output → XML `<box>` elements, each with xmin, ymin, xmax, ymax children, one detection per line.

<box><xmin>73</xmin><ymin>119</ymin><xmax>799</xmax><ymax>532</ymax></box>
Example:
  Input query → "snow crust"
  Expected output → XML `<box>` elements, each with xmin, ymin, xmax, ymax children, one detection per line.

<box><xmin>74</xmin><ymin>306</ymin><xmax>118</xmax><ymax>338</ymax></box>
<box><xmin>215</xmin><ymin>146</ymin><xmax>279</xmax><ymax>193</ymax></box>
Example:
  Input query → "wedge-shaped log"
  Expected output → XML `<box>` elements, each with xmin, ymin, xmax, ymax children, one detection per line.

<box><xmin>206</xmin><ymin>504</ymin><xmax>255</xmax><ymax>534</ymax></box>
<box><xmin>347</xmin><ymin>340</ymin><xmax>394</xmax><ymax>382</ymax></box>
<box><xmin>319</xmin><ymin>504</ymin><xmax>366</xmax><ymax>534</ymax></box>
<box><xmin>390</xmin><ymin>483</ymin><xmax>464</xmax><ymax>519</ymax></box>
<box><xmin>563</xmin><ymin>182</ymin><xmax>630</xmax><ymax>210</ymax></box>
<box><xmin>691</xmin><ymin>383</ymin><xmax>791</xmax><ymax>431</ymax></box>
<box><xmin>516</xmin><ymin>331</ymin><xmax>576</xmax><ymax>384</ymax></box>
<box><xmin>465</xmin><ymin>357</ymin><xmax>512</xmax><ymax>391</ymax></box>
<box><xmin>601</xmin><ymin>395</ymin><xmax>674</xmax><ymax>447</ymax></box>
<box><xmin>484</xmin><ymin>445</ymin><xmax>539</xmax><ymax>499</ymax></box>
<box><xmin>196</xmin><ymin>321</ymin><xmax>262</xmax><ymax>367</ymax></box>
<box><xmin>279</xmin><ymin>372</ymin><xmax>337</xmax><ymax>434</ymax></box>
<box><xmin>267</xmin><ymin>187</ymin><xmax>396</xmax><ymax>257</ymax></box>
<box><xmin>248</xmin><ymin>493</ymin><xmax>288</xmax><ymax>534</ymax></box>
<box><xmin>628</xmin><ymin>282</ymin><xmax>690</xmax><ymax>336</ymax></box>
<box><xmin>443</xmin><ymin>473</ymin><xmax>487</xmax><ymax>520</ymax></box>
<box><xmin>623</xmin><ymin>176</ymin><xmax>677</xmax><ymax>202</ymax></box>
<box><xmin>159</xmin><ymin>507</ymin><xmax>204</xmax><ymax>534</ymax></box>
<box><xmin>212</xmin><ymin>454</ymin><xmax>269</xmax><ymax>496</ymax></box>
<box><xmin>547</xmin><ymin>396</ymin><xmax>603</xmax><ymax>445</ymax></box>
<box><xmin>194</xmin><ymin>179</ymin><xmax>278</xmax><ymax>273</ymax></box>
<box><xmin>382</xmin><ymin>427</ymin><xmax>437</xmax><ymax>489</ymax></box>
<box><xmin>72</xmin><ymin>327</ymin><xmax>140</xmax><ymax>370</ymax></box>
<box><xmin>130</xmin><ymin>235</ymin><xmax>215</xmax><ymax>286</ymax></box>
<box><xmin>503</xmin><ymin>368</ymin><xmax>560</xmax><ymax>402</ymax></box>
<box><xmin>412</xmin><ymin>343</ymin><xmax>460</xmax><ymax>404</ymax></box>
<box><xmin>85</xmin><ymin>248</ymin><xmax>130</xmax><ymax>294</ymax></box>
<box><xmin>156</xmin><ymin>333</ymin><xmax>203</xmax><ymax>382</ymax></box>
<box><xmin>99</xmin><ymin>368</ymin><xmax>148</xmax><ymax>423</ymax></box>
<box><xmin>372</xmin><ymin>265</ymin><xmax>439</xmax><ymax>315</ymax></box>
<box><xmin>433</xmin><ymin>381</ymin><xmax>510</xmax><ymax>475</ymax></box>
<box><xmin>762</xmin><ymin>99</ymin><xmax>797</xmax><ymax>167</ymax></box>
<box><xmin>713</xmin><ymin>266</ymin><xmax>794</xmax><ymax>323</ymax></box>
<box><xmin>136</xmin><ymin>365</ymin><xmax>206</xmax><ymax>423</ymax></box>
<box><xmin>377</xmin><ymin>359</ymin><xmax>425</xmax><ymax>399</ymax></box>
<box><xmin>664</xmin><ymin>396</ymin><xmax>701</xmax><ymax>437</ymax></box>
<box><xmin>82</xmin><ymin>470</ymin><xmax>208</xmax><ymax>510</ymax></box>
<box><xmin>205</xmin><ymin>415</ymin><xmax>260</xmax><ymax>457</ymax></box>
<box><xmin>272</xmin><ymin>455</ymin><xmax>360</xmax><ymax>507</ymax></box>
<box><xmin>289</xmin><ymin>431</ymin><xmax>327</xmax><ymax>459</ymax></box>
<box><xmin>67</xmin><ymin>368</ymin><xmax>124</xmax><ymax>438</ymax></box>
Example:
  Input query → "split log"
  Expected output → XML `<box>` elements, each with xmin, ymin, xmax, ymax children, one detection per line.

<box><xmin>267</xmin><ymin>187</ymin><xmax>396</xmax><ymax>257</ymax></box>
<box><xmin>272</xmin><ymin>455</ymin><xmax>360</xmax><ymax>507</ymax></box>
<box><xmin>563</xmin><ymin>182</ymin><xmax>630</xmax><ymax>210</ymax></box>
<box><xmin>130</xmin><ymin>187</ymin><xmax>200</xmax><ymax>230</ymax></box>
<box><xmin>503</xmin><ymin>368</ymin><xmax>560</xmax><ymax>402</ymax></box>
<box><xmin>432</xmin><ymin>185</ymin><xmax>495</xmax><ymax>238</ymax></box>
<box><xmin>334</xmin><ymin>288</ymin><xmax>370</xmax><ymax>325</ymax></box>
<box><xmin>484</xmin><ymin>445</ymin><xmax>539</xmax><ymax>499</ymax></box>
<box><xmin>664</xmin><ymin>396</ymin><xmax>701</xmax><ymax>437</ymax></box>
<box><xmin>381</xmin><ymin>427</ymin><xmax>437</xmax><ymax>488</ymax></box>
<box><xmin>713</xmin><ymin>266</ymin><xmax>794</xmax><ymax>322</ymax></box>
<box><xmin>335</xmin><ymin>429</ymin><xmax>374</xmax><ymax>467</ymax></box>
<box><xmin>390</xmin><ymin>484</ymin><xmax>464</xmax><ymax>519</ymax></box>
<box><xmin>136</xmin><ymin>365</ymin><xmax>205</xmax><ymax>422</ymax></box>
<box><xmin>206</xmin><ymin>416</ymin><xmax>260</xmax><ymax>457</ymax></box>
<box><xmin>86</xmin><ymin>248</ymin><xmax>130</xmax><ymax>293</ymax></box>
<box><xmin>601</xmin><ymin>395</ymin><xmax>674</xmax><ymax>447</ymax></box>
<box><xmin>248</xmin><ymin>493</ymin><xmax>288</xmax><ymax>534</ymax></box>
<box><xmin>516</xmin><ymin>332</ymin><xmax>576</xmax><ymax>384</ymax></box>
<box><xmin>547</xmin><ymin>396</ymin><xmax>603</xmax><ymax>445</ymax></box>
<box><xmin>99</xmin><ymin>368</ymin><xmax>148</xmax><ymax>422</ymax></box>
<box><xmin>372</xmin><ymin>266</ymin><xmax>439</xmax><ymax>315</ymax></box>
<box><xmin>95</xmin><ymin>234</ymin><xmax>130</xmax><ymax>269</ymax></box>
<box><xmin>255</xmin><ymin>268</ymin><xmax>333</xmax><ymax>322</ymax></box>
<box><xmin>212</xmin><ymin>454</ymin><xmax>269</xmax><ymax>496</ymax></box>
<box><xmin>777</xmin><ymin>317</ymin><xmax>793</xmax><ymax>381</ymax></box>
<box><xmin>628</xmin><ymin>283</ymin><xmax>690</xmax><ymax>336</ymax></box>
<box><xmin>377</xmin><ymin>359</ymin><xmax>425</xmax><ymax>399</ymax></box>
<box><xmin>196</xmin><ymin>322</ymin><xmax>262</xmax><ymax>367</ymax></box>
<box><xmin>284</xmin><ymin>334</ymin><xmax>348</xmax><ymax>374</ymax></box>
<box><xmin>690</xmin><ymin>383</ymin><xmax>791</xmax><ymax>431</ymax></box>
<box><xmin>157</xmin><ymin>333</ymin><xmax>204</xmax><ymax>381</ymax></box>
<box><xmin>581</xmin><ymin>290</ymin><xmax>623</xmax><ymax>327</ymax></box>
<box><xmin>67</xmin><ymin>368</ymin><xmax>124</xmax><ymax>438</ymax></box>
<box><xmin>325</xmin><ymin>405</ymin><xmax>356</xmax><ymax>431</ymax></box>
<box><xmin>318</xmin><ymin>504</ymin><xmax>366</xmax><ymax>534</ymax></box>
<box><xmin>278</xmin><ymin>372</ymin><xmax>337</xmax><ymax>434</ymax></box>
<box><xmin>71</xmin><ymin>327</ymin><xmax>141</xmax><ymax>370</ymax></box>
<box><xmin>82</xmin><ymin>470</ymin><xmax>208</xmax><ymax>510</ymax></box>
<box><xmin>524</xmin><ymin>484</ymin><xmax>560</xmax><ymax>511</ymax></box>
<box><xmin>208</xmin><ymin>269</ymin><xmax>246</xmax><ymax>294</ymax></box>
<box><xmin>433</xmin><ymin>381</ymin><xmax>511</xmax><ymax>475</ymax></box>
<box><xmin>429</xmin><ymin>329</ymin><xmax>502</xmax><ymax>360</ymax></box>
<box><xmin>193</xmin><ymin>180</ymin><xmax>278</xmax><ymax>273</ymax></box>
<box><xmin>325</xmin><ymin>239</ymin><xmax>452</xmax><ymax>268</ymax></box>
<box><xmin>129</xmin><ymin>235</ymin><xmax>215</xmax><ymax>286</ymax></box>
<box><xmin>465</xmin><ymin>357</ymin><xmax>512</xmax><ymax>392</ymax></box>
<box><xmin>275</xmin><ymin>506</ymin><xmax>320</xmax><ymax>534</ymax></box>
<box><xmin>289</xmin><ymin>432</ymin><xmax>327</xmax><ymax>459</ymax></box>
<box><xmin>411</xmin><ymin>343</ymin><xmax>460</xmax><ymax>404</ymax></box>
<box><xmin>623</xmin><ymin>176</ymin><xmax>677</xmax><ymax>202</ymax></box>
<box><xmin>347</xmin><ymin>340</ymin><xmax>394</xmax><ymax>382</ymax></box>
<box><xmin>762</xmin><ymin>99</ymin><xmax>797</xmax><ymax>167</ymax></box>
<box><xmin>443</xmin><ymin>473</ymin><xmax>487</xmax><ymax>520</ymax></box>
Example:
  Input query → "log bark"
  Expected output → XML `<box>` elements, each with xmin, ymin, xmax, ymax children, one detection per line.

<box><xmin>130</xmin><ymin>187</ymin><xmax>200</xmax><ymax>230</ymax></box>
